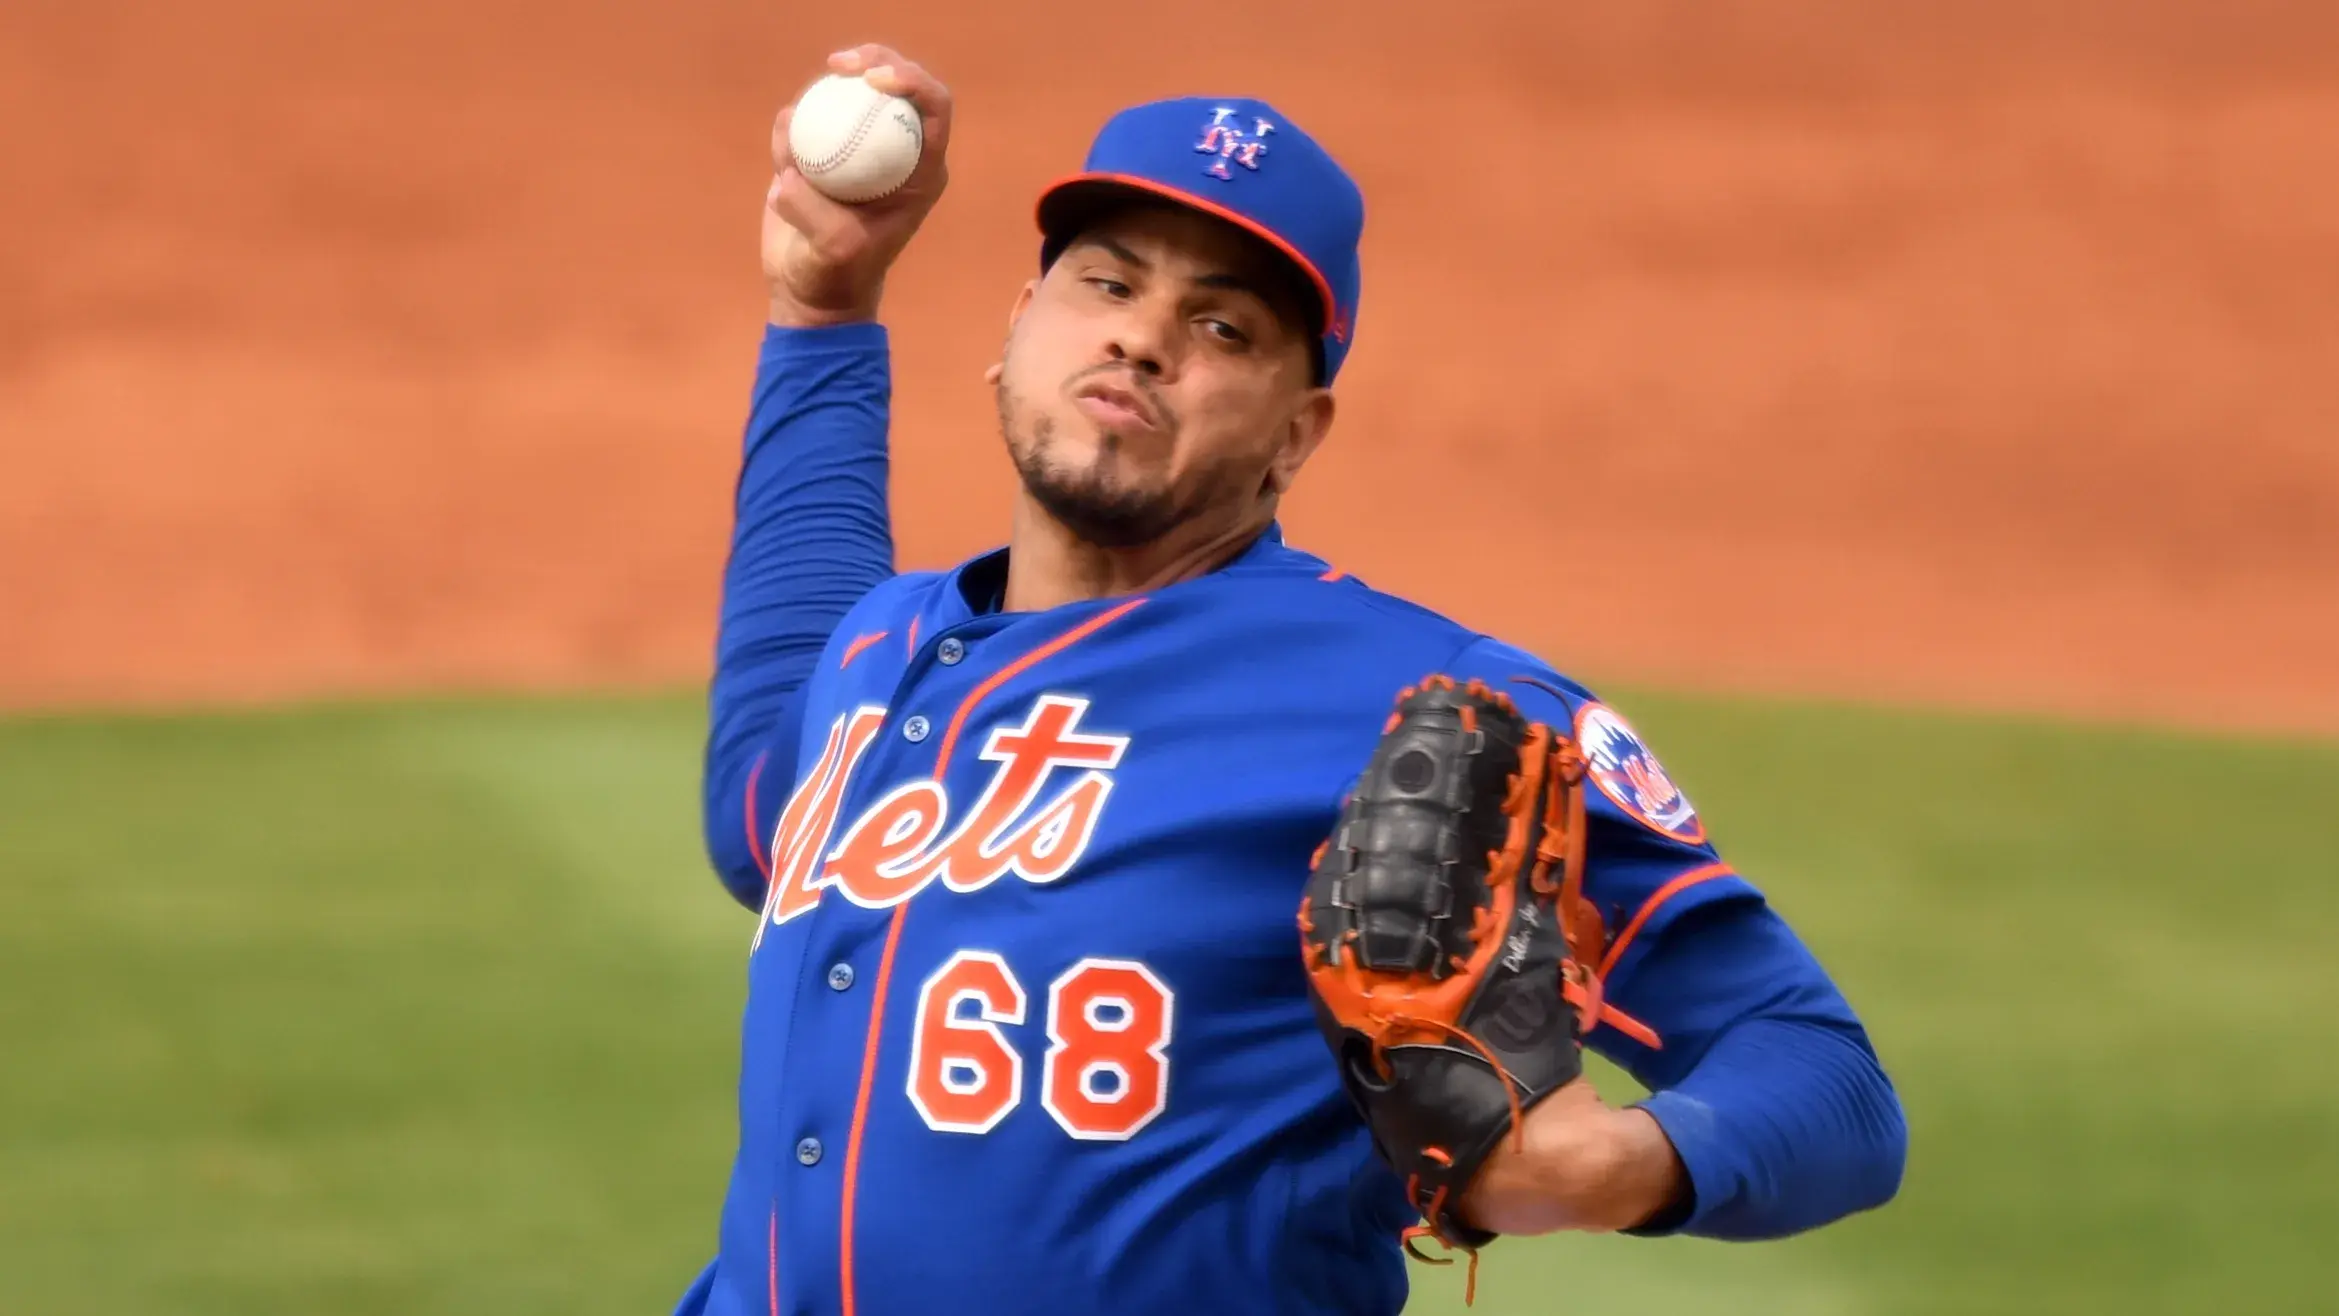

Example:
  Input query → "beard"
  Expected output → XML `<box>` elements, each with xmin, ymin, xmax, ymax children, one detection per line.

<box><xmin>998</xmin><ymin>383</ymin><xmax>1212</xmax><ymax>550</ymax></box>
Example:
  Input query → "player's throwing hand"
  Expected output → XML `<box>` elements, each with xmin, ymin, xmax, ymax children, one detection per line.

<box><xmin>764</xmin><ymin>45</ymin><xmax>953</xmax><ymax>327</ymax></box>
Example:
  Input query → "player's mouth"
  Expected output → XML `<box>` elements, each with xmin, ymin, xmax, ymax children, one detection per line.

<box><xmin>1071</xmin><ymin>377</ymin><xmax>1161</xmax><ymax>435</ymax></box>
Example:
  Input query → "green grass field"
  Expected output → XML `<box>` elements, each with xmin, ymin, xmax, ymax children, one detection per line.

<box><xmin>4</xmin><ymin>688</ymin><xmax>2335</xmax><ymax>1314</ymax></box>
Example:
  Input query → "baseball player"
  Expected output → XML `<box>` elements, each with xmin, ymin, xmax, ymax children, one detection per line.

<box><xmin>672</xmin><ymin>44</ymin><xmax>1906</xmax><ymax>1316</ymax></box>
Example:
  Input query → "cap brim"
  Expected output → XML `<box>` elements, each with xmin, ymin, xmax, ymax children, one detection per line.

<box><xmin>1036</xmin><ymin>172</ymin><xmax>1338</xmax><ymax>341</ymax></box>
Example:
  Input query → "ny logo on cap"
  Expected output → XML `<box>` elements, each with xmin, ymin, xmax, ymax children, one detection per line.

<box><xmin>1194</xmin><ymin>107</ymin><xmax>1274</xmax><ymax>180</ymax></box>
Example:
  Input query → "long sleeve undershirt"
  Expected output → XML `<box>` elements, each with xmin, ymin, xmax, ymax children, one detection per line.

<box><xmin>701</xmin><ymin>322</ymin><xmax>896</xmax><ymax>910</ymax></box>
<box><xmin>1609</xmin><ymin>899</ymin><xmax>1906</xmax><ymax>1239</ymax></box>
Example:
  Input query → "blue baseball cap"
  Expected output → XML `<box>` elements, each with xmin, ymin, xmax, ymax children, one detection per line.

<box><xmin>1036</xmin><ymin>96</ymin><xmax>1364</xmax><ymax>385</ymax></box>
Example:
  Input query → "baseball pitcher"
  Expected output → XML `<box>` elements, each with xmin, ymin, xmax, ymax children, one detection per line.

<box><xmin>670</xmin><ymin>44</ymin><xmax>1907</xmax><ymax>1316</ymax></box>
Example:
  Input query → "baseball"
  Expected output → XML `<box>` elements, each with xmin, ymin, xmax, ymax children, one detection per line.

<box><xmin>788</xmin><ymin>73</ymin><xmax>923</xmax><ymax>204</ymax></box>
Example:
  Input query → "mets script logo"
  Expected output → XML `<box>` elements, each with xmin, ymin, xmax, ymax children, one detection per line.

<box><xmin>753</xmin><ymin>695</ymin><xmax>1126</xmax><ymax>943</ymax></box>
<box><xmin>1195</xmin><ymin>107</ymin><xmax>1275</xmax><ymax>179</ymax></box>
<box><xmin>1574</xmin><ymin>703</ymin><xmax>1705</xmax><ymax>844</ymax></box>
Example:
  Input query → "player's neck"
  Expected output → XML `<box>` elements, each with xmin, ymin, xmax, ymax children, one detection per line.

<box><xmin>1001</xmin><ymin>491</ymin><xmax>1268</xmax><ymax>613</ymax></box>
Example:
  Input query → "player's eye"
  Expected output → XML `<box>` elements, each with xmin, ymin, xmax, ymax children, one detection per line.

<box><xmin>1200</xmin><ymin>318</ymin><xmax>1251</xmax><ymax>348</ymax></box>
<box><xmin>1085</xmin><ymin>276</ymin><xmax>1132</xmax><ymax>299</ymax></box>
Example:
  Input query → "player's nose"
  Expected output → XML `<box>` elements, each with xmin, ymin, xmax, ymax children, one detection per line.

<box><xmin>1099</xmin><ymin>309</ymin><xmax>1173</xmax><ymax>379</ymax></box>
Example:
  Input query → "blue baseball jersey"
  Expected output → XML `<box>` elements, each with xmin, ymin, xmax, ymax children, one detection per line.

<box><xmin>673</xmin><ymin>324</ymin><xmax>1904</xmax><ymax>1316</ymax></box>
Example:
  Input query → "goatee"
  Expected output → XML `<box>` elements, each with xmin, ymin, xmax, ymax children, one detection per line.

<box><xmin>999</xmin><ymin>390</ymin><xmax>1195</xmax><ymax>550</ymax></box>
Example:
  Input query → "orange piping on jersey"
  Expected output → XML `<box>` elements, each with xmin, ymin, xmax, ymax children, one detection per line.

<box><xmin>838</xmin><ymin>902</ymin><xmax>908</xmax><ymax>1316</ymax></box>
<box><xmin>905</xmin><ymin>615</ymin><xmax>921</xmax><ymax>660</ymax></box>
<box><xmin>836</xmin><ymin>595</ymin><xmax>1148</xmax><ymax>1316</ymax></box>
<box><xmin>767</xmin><ymin>1207</ymin><xmax>779</xmax><ymax>1316</ymax></box>
<box><xmin>1597</xmin><ymin>863</ymin><xmax>1736</xmax><ymax>983</ymax></box>
<box><xmin>930</xmin><ymin>598</ymin><xmax>1147</xmax><ymax>770</ymax></box>
<box><xmin>839</xmin><ymin>630</ymin><xmax>889</xmax><ymax>669</ymax></box>
<box><xmin>744</xmin><ymin>752</ymin><xmax>771</xmax><ymax>880</ymax></box>
<box><xmin>1318</xmin><ymin>567</ymin><xmax>1345</xmax><ymax>582</ymax></box>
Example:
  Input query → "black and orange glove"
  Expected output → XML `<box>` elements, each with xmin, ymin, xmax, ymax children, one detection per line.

<box><xmin>1298</xmin><ymin>675</ymin><xmax>1624</xmax><ymax>1268</ymax></box>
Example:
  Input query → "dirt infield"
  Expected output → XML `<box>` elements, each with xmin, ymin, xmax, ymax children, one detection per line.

<box><xmin>6</xmin><ymin>1</ymin><xmax>2336</xmax><ymax>734</ymax></box>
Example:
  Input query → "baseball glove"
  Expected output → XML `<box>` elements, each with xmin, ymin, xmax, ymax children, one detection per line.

<box><xmin>1298</xmin><ymin>675</ymin><xmax>1617</xmax><ymax>1277</ymax></box>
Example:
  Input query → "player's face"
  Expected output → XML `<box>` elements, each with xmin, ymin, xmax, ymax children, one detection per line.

<box><xmin>993</xmin><ymin>205</ymin><xmax>1335</xmax><ymax>549</ymax></box>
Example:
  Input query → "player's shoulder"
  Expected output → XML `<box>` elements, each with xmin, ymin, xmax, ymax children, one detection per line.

<box><xmin>1257</xmin><ymin>564</ymin><xmax>1588</xmax><ymax>687</ymax></box>
<box><xmin>1440</xmin><ymin>634</ymin><xmax>1598</xmax><ymax>706</ymax></box>
<box><xmin>1214</xmin><ymin>531</ymin><xmax>1608</xmax><ymax>686</ymax></box>
<box><xmin>804</xmin><ymin>569</ymin><xmax>948</xmax><ymax>667</ymax></box>
<box><xmin>1218</xmin><ymin>541</ymin><xmax>1478</xmax><ymax>647</ymax></box>
<box><xmin>1293</xmin><ymin>565</ymin><xmax>1711</xmax><ymax>849</ymax></box>
<box><xmin>1455</xmin><ymin>636</ymin><xmax>1716</xmax><ymax>853</ymax></box>
<box><xmin>852</xmin><ymin>567</ymin><xmax>949</xmax><ymax>619</ymax></box>
<box><xmin>1212</xmin><ymin>544</ymin><xmax>1560</xmax><ymax>680</ymax></box>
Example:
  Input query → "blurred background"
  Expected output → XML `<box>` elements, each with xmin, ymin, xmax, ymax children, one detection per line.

<box><xmin>4</xmin><ymin>0</ymin><xmax>2336</xmax><ymax>1312</ymax></box>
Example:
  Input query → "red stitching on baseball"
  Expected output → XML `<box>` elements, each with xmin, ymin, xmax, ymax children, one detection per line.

<box><xmin>800</xmin><ymin>98</ymin><xmax>893</xmax><ymax>178</ymax></box>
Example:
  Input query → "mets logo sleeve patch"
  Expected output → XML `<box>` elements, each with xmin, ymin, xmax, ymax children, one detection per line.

<box><xmin>1574</xmin><ymin>702</ymin><xmax>1704</xmax><ymax>844</ymax></box>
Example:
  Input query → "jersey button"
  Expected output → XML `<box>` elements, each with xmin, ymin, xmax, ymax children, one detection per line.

<box><xmin>937</xmin><ymin>637</ymin><xmax>965</xmax><ymax>665</ymax></box>
<box><xmin>902</xmin><ymin>715</ymin><xmax>931</xmax><ymax>743</ymax></box>
<box><xmin>826</xmin><ymin>962</ymin><xmax>855</xmax><ymax>991</ymax></box>
<box><xmin>795</xmin><ymin>1137</ymin><xmax>823</xmax><ymax>1166</ymax></box>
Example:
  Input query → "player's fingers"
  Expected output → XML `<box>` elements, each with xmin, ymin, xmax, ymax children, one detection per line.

<box><xmin>770</xmin><ymin>167</ymin><xmax>868</xmax><ymax>256</ymax></box>
<box><xmin>770</xmin><ymin>166</ymin><xmax>832</xmax><ymax>228</ymax></box>
<box><xmin>861</xmin><ymin>58</ymin><xmax>952</xmax><ymax>156</ymax></box>
<box><xmin>827</xmin><ymin>43</ymin><xmax>892</xmax><ymax>75</ymax></box>
<box><xmin>770</xmin><ymin>104</ymin><xmax>795</xmax><ymax>170</ymax></box>
<box><xmin>823</xmin><ymin>45</ymin><xmax>950</xmax><ymax>156</ymax></box>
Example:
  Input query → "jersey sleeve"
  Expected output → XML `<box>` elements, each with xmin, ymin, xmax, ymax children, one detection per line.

<box><xmin>702</xmin><ymin>693</ymin><xmax>809</xmax><ymax>911</ymax></box>
<box><xmin>700</xmin><ymin>322</ymin><xmax>898</xmax><ymax>910</ymax></box>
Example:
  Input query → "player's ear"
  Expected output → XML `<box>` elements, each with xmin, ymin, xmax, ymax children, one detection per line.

<box><xmin>986</xmin><ymin>280</ymin><xmax>1040</xmax><ymax>385</ymax></box>
<box><xmin>1264</xmin><ymin>388</ymin><xmax>1335</xmax><ymax>495</ymax></box>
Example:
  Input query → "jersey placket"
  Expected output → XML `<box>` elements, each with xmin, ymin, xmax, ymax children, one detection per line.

<box><xmin>783</xmin><ymin>597</ymin><xmax>1150</xmax><ymax>1316</ymax></box>
<box><xmin>768</xmin><ymin>610</ymin><xmax>1008</xmax><ymax>1316</ymax></box>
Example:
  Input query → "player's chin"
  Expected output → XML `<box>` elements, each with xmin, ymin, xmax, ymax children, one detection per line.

<box><xmin>1019</xmin><ymin>463</ymin><xmax>1182</xmax><ymax>550</ymax></box>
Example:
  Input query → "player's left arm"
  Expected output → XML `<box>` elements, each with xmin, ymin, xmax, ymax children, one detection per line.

<box><xmin>1449</xmin><ymin>640</ymin><xmax>1909</xmax><ymax>1242</ymax></box>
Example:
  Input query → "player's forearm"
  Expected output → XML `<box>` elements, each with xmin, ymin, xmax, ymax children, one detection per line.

<box><xmin>1462</xmin><ymin>1010</ymin><xmax>1903</xmax><ymax>1241</ymax></box>
<box><xmin>701</xmin><ymin>323</ymin><xmax>897</xmax><ymax>903</ymax></box>
<box><xmin>1593</xmin><ymin>900</ymin><xmax>1909</xmax><ymax>1241</ymax></box>
<box><xmin>1456</xmin><ymin>1080</ymin><xmax>1689</xmax><ymax>1236</ymax></box>
<box><xmin>1629</xmin><ymin>1013</ymin><xmax>1906</xmax><ymax>1240</ymax></box>
<box><xmin>711</xmin><ymin>323</ymin><xmax>897</xmax><ymax>697</ymax></box>
<box><xmin>1462</xmin><ymin>883</ymin><xmax>1907</xmax><ymax>1240</ymax></box>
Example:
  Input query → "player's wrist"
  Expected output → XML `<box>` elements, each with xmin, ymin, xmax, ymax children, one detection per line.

<box><xmin>1590</xmin><ymin>1105</ymin><xmax>1691</xmax><ymax>1232</ymax></box>
<box><xmin>768</xmin><ymin>286</ymin><xmax>883</xmax><ymax>329</ymax></box>
<box><xmin>1458</xmin><ymin>1083</ymin><xmax>1687</xmax><ymax>1236</ymax></box>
